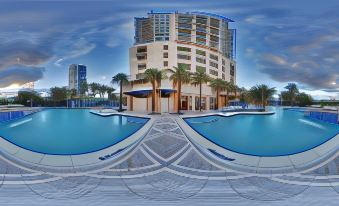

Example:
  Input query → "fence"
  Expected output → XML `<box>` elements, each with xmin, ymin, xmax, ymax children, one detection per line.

<box><xmin>0</xmin><ymin>110</ymin><xmax>40</xmax><ymax>123</ymax></box>
<box><xmin>305</xmin><ymin>111</ymin><xmax>338</xmax><ymax>124</ymax></box>
<box><xmin>67</xmin><ymin>99</ymin><xmax>120</xmax><ymax>108</ymax></box>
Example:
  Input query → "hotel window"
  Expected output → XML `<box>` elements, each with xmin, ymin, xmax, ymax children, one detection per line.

<box><xmin>222</xmin><ymin>66</ymin><xmax>225</xmax><ymax>72</ymax></box>
<box><xmin>177</xmin><ymin>54</ymin><xmax>191</xmax><ymax>60</ymax></box>
<box><xmin>222</xmin><ymin>59</ymin><xmax>226</xmax><ymax>65</ymax></box>
<box><xmin>164</xmin><ymin>61</ymin><xmax>168</xmax><ymax>67</ymax></box>
<box><xmin>209</xmin><ymin>61</ymin><xmax>218</xmax><ymax>68</ymax></box>
<box><xmin>137</xmin><ymin>46</ymin><xmax>147</xmax><ymax>53</ymax></box>
<box><xmin>177</xmin><ymin>46</ymin><xmax>191</xmax><ymax>52</ymax></box>
<box><xmin>137</xmin><ymin>54</ymin><xmax>147</xmax><ymax>60</ymax></box>
<box><xmin>210</xmin><ymin>18</ymin><xmax>220</xmax><ymax>28</ymax></box>
<box><xmin>196</xmin><ymin>16</ymin><xmax>207</xmax><ymax>25</ymax></box>
<box><xmin>209</xmin><ymin>69</ymin><xmax>218</xmax><ymax>76</ymax></box>
<box><xmin>195</xmin><ymin>96</ymin><xmax>206</xmax><ymax>110</ymax></box>
<box><xmin>181</xmin><ymin>96</ymin><xmax>188</xmax><ymax>110</ymax></box>
<box><xmin>196</xmin><ymin>49</ymin><xmax>206</xmax><ymax>56</ymax></box>
<box><xmin>210</xmin><ymin>54</ymin><xmax>218</xmax><ymax>61</ymax></box>
<box><xmin>136</xmin><ymin>73</ymin><xmax>145</xmax><ymax>80</ymax></box>
<box><xmin>230</xmin><ymin>63</ymin><xmax>235</xmax><ymax>76</ymax></box>
<box><xmin>163</xmin><ymin>45</ymin><xmax>168</xmax><ymax>50</ymax></box>
<box><xmin>209</xmin><ymin>97</ymin><xmax>216</xmax><ymax>110</ymax></box>
<box><xmin>210</xmin><ymin>35</ymin><xmax>219</xmax><ymax>42</ymax></box>
<box><xmin>196</xmin><ymin>66</ymin><xmax>206</xmax><ymax>72</ymax></box>
<box><xmin>222</xmin><ymin>73</ymin><xmax>225</xmax><ymax>80</ymax></box>
<box><xmin>210</xmin><ymin>28</ymin><xmax>219</xmax><ymax>36</ymax></box>
<box><xmin>137</xmin><ymin>64</ymin><xmax>146</xmax><ymax>70</ymax></box>
<box><xmin>196</xmin><ymin>57</ymin><xmax>206</xmax><ymax>64</ymax></box>
<box><xmin>178</xmin><ymin>63</ymin><xmax>191</xmax><ymax>70</ymax></box>
<box><xmin>163</xmin><ymin>52</ymin><xmax>168</xmax><ymax>58</ymax></box>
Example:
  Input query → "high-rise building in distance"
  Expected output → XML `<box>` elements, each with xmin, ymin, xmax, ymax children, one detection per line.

<box><xmin>68</xmin><ymin>64</ymin><xmax>87</xmax><ymax>95</ymax></box>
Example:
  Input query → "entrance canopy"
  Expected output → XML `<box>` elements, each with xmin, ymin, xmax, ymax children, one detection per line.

<box><xmin>124</xmin><ymin>88</ymin><xmax>176</xmax><ymax>98</ymax></box>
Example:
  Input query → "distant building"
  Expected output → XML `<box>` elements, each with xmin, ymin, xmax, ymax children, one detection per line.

<box><xmin>68</xmin><ymin>64</ymin><xmax>87</xmax><ymax>95</ymax></box>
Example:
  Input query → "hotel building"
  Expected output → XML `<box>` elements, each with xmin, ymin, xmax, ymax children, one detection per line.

<box><xmin>68</xmin><ymin>64</ymin><xmax>87</xmax><ymax>95</ymax></box>
<box><xmin>125</xmin><ymin>11</ymin><xmax>236</xmax><ymax>113</ymax></box>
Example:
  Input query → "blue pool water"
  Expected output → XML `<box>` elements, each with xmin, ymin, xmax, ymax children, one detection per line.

<box><xmin>184</xmin><ymin>108</ymin><xmax>339</xmax><ymax>156</ymax></box>
<box><xmin>0</xmin><ymin>109</ymin><xmax>149</xmax><ymax>155</ymax></box>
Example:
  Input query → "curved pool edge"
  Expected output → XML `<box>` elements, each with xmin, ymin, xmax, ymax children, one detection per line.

<box><xmin>177</xmin><ymin>112</ymin><xmax>339</xmax><ymax>174</ymax></box>
<box><xmin>0</xmin><ymin>114</ymin><xmax>154</xmax><ymax>170</ymax></box>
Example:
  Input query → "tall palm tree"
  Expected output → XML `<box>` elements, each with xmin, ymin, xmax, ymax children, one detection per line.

<box><xmin>284</xmin><ymin>83</ymin><xmax>299</xmax><ymax>106</ymax></box>
<box><xmin>88</xmin><ymin>82</ymin><xmax>100</xmax><ymax>97</ymax></box>
<box><xmin>224</xmin><ymin>81</ymin><xmax>233</xmax><ymax>106</ymax></box>
<box><xmin>168</xmin><ymin>64</ymin><xmax>191</xmax><ymax>114</ymax></box>
<box><xmin>112</xmin><ymin>73</ymin><xmax>129</xmax><ymax>112</ymax></box>
<box><xmin>144</xmin><ymin>68</ymin><xmax>165</xmax><ymax>113</ymax></box>
<box><xmin>98</xmin><ymin>84</ymin><xmax>108</xmax><ymax>98</ymax></box>
<box><xmin>191</xmin><ymin>68</ymin><xmax>210</xmax><ymax>111</ymax></box>
<box><xmin>106</xmin><ymin>86</ymin><xmax>116</xmax><ymax>100</ymax></box>
<box><xmin>231</xmin><ymin>84</ymin><xmax>239</xmax><ymax>100</ymax></box>
<box><xmin>249</xmin><ymin>84</ymin><xmax>276</xmax><ymax>109</ymax></box>
<box><xmin>210</xmin><ymin>78</ymin><xmax>226</xmax><ymax>110</ymax></box>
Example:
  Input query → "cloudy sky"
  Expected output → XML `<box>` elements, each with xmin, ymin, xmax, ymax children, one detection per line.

<box><xmin>0</xmin><ymin>0</ymin><xmax>338</xmax><ymax>99</ymax></box>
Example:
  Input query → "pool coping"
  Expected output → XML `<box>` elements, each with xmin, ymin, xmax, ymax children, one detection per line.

<box><xmin>0</xmin><ymin>111</ymin><xmax>154</xmax><ymax>169</ymax></box>
<box><xmin>177</xmin><ymin>111</ymin><xmax>339</xmax><ymax>173</ymax></box>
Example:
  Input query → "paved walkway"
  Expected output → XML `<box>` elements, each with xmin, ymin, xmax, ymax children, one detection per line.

<box><xmin>0</xmin><ymin>116</ymin><xmax>338</xmax><ymax>205</ymax></box>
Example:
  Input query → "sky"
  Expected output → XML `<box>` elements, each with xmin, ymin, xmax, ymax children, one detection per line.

<box><xmin>0</xmin><ymin>0</ymin><xmax>338</xmax><ymax>99</ymax></box>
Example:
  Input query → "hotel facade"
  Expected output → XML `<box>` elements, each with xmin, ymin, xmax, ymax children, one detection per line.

<box><xmin>125</xmin><ymin>11</ymin><xmax>236</xmax><ymax>113</ymax></box>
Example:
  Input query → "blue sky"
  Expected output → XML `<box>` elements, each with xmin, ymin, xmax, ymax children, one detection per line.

<box><xmin>0</xmin><ymin>0</ymin><xmax>338</xmax><ymax>99</ymax></box>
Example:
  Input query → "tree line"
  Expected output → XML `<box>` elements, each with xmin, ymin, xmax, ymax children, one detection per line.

<box><xmin>9</xmin><ymin>66</ymin><xmax>313</xmax><ymax>110</ymax></box>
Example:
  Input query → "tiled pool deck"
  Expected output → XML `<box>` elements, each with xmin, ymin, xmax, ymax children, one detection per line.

<box><xmin>0</xmin><ymin>114</ymin><xmax>338</xmax><ymax>205</ymax></box>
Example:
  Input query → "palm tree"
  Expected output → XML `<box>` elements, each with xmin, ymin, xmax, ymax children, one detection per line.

<box><xmin>231</xmin><ymin>84</ymin><xmax>239</xmax><ymax>100</ymax></box>
<box><xmin>191</xmin><ymin>68</ymin><xmax>210</xmax><ymax>111</ymax></box>
<box><xmin>284</xmin><ymin>83</ymin><xmax>299</xmax><ymax>106</ymax></box>
<box><xmin>144</xmin><ymin>68</ymin><xmax>165</xmax><ymax>113</ymax></box>
<box><xmin>88</xmin><ymin>82</ymin><xmax>100</xmax><ymax>97</ymax></box>
<box><xmin>168</xmin><ymin>64</ymin><xmax>191</xmax><ymax>114</ymax></box>
<box><xmin>224</xmin><ymin>81</ymin><xmax>233</xmax><ymax>106</ymax></box>
<box><xmin>66</xmin><ymin>88</ymin><xmax>77</xmax><ymax>108</ymax></box>
<box><xmin>249</xmin><ymin>84</ymin><xmax>276</xmax><ymax>109</ymax></box>
<box><xmin>98</xmin><ymin>84</ymin><xmax>108</xmax><ymax>98</ymax></box>
<box><xmin>210</xmin><ymin>78</ymin><xmax>226</xmax><ymax>110</ymax></box>
<box><xmin>112</xmin><ymin>73</ymin><xmax>129</xmax><ymax>112</ymax></box>
<box><xmin>79</xmin><ymin>81</ymin><xmax>88</xmax><ymax>98</ymax></box>
<box><xmin>106</xmin><ymin>86</ymin><xmax>116</xmax><ymax>100</ymax></box>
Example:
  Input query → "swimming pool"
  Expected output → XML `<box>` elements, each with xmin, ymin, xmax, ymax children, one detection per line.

<box><xmin>184</xmin><ymin>108</ymin><xmax>339</xmax><ymax>156</ymax></box>
<box><xmin>0</xmin><ymin>109</ymin><xmax>149</xmax><ymax>155</ymax></box>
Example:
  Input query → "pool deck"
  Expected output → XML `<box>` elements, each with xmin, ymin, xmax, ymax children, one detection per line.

<box><xmin>0</xmin><ymin>111</ymin><xmax>338</xmax><ymax>205</ymax></box>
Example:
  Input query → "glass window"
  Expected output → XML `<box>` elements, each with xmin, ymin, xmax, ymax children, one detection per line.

<box><xmin>137</xmin><ymin>64</ymin><xmax>146</xmax><ymax>70</ymax></box>
<box><xmin>163</xmin><ymin>45</ymin><xmax>168</xmax><ymax>50</ymax></box>
<box><xmin>178</xmin><ymin>63</ymin><xmax>191</xmax><ymax>70</ymax></box>
<box><xmin>196</xmin><ymin>49</ymin><xmax>206</xmax><ymax>56</ymax></box>
<box><xmin>195</xmin><ymin>96</ymin><xmax>206</xmax><ymax>110</ymax></box>
<box><xmin>209</xmin><ymin>61</ymin><xmax>218</xmax><ymax>68</ymax></box>
<box><xmin>196</xmin><ymin>57</ymin><xmax>206</xmax><ymax>64</ymax></box>
<box><xmin>210</xmin><ymin>54</ymin><xmax>219</xmax><ymax>61</ymax></box>
<box><xmin>209</xmin><ymin>69</ymin><xmax>218</xmax><ymax>76</ymax></box>
<box><xmin>210</xmin><ymin>97</ymin><xmax>216</xmax><ymax>110</ymax></box>
<box><xmin>177</xmin><ymin>54</ymin><xmax>191</xmax><ymax>60</ymax></box>
<box><xmin>163</xmin><ymin>52</ymin><xmax>168</xmax><ymax>58</ymax></box>
<box><xmin>164</xmin><ymin>61</ymin><xmax>168</xmax><ymax>67</ymax></box>
<box><xmin>196</xmin><ymin>66</ymin><xmax>206</xmax><ymax>72</ymax></box>
<box><xmin>177</xmin><ymin>46</ymin><xmax>191</xmax><ymax>52</ymax></box>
